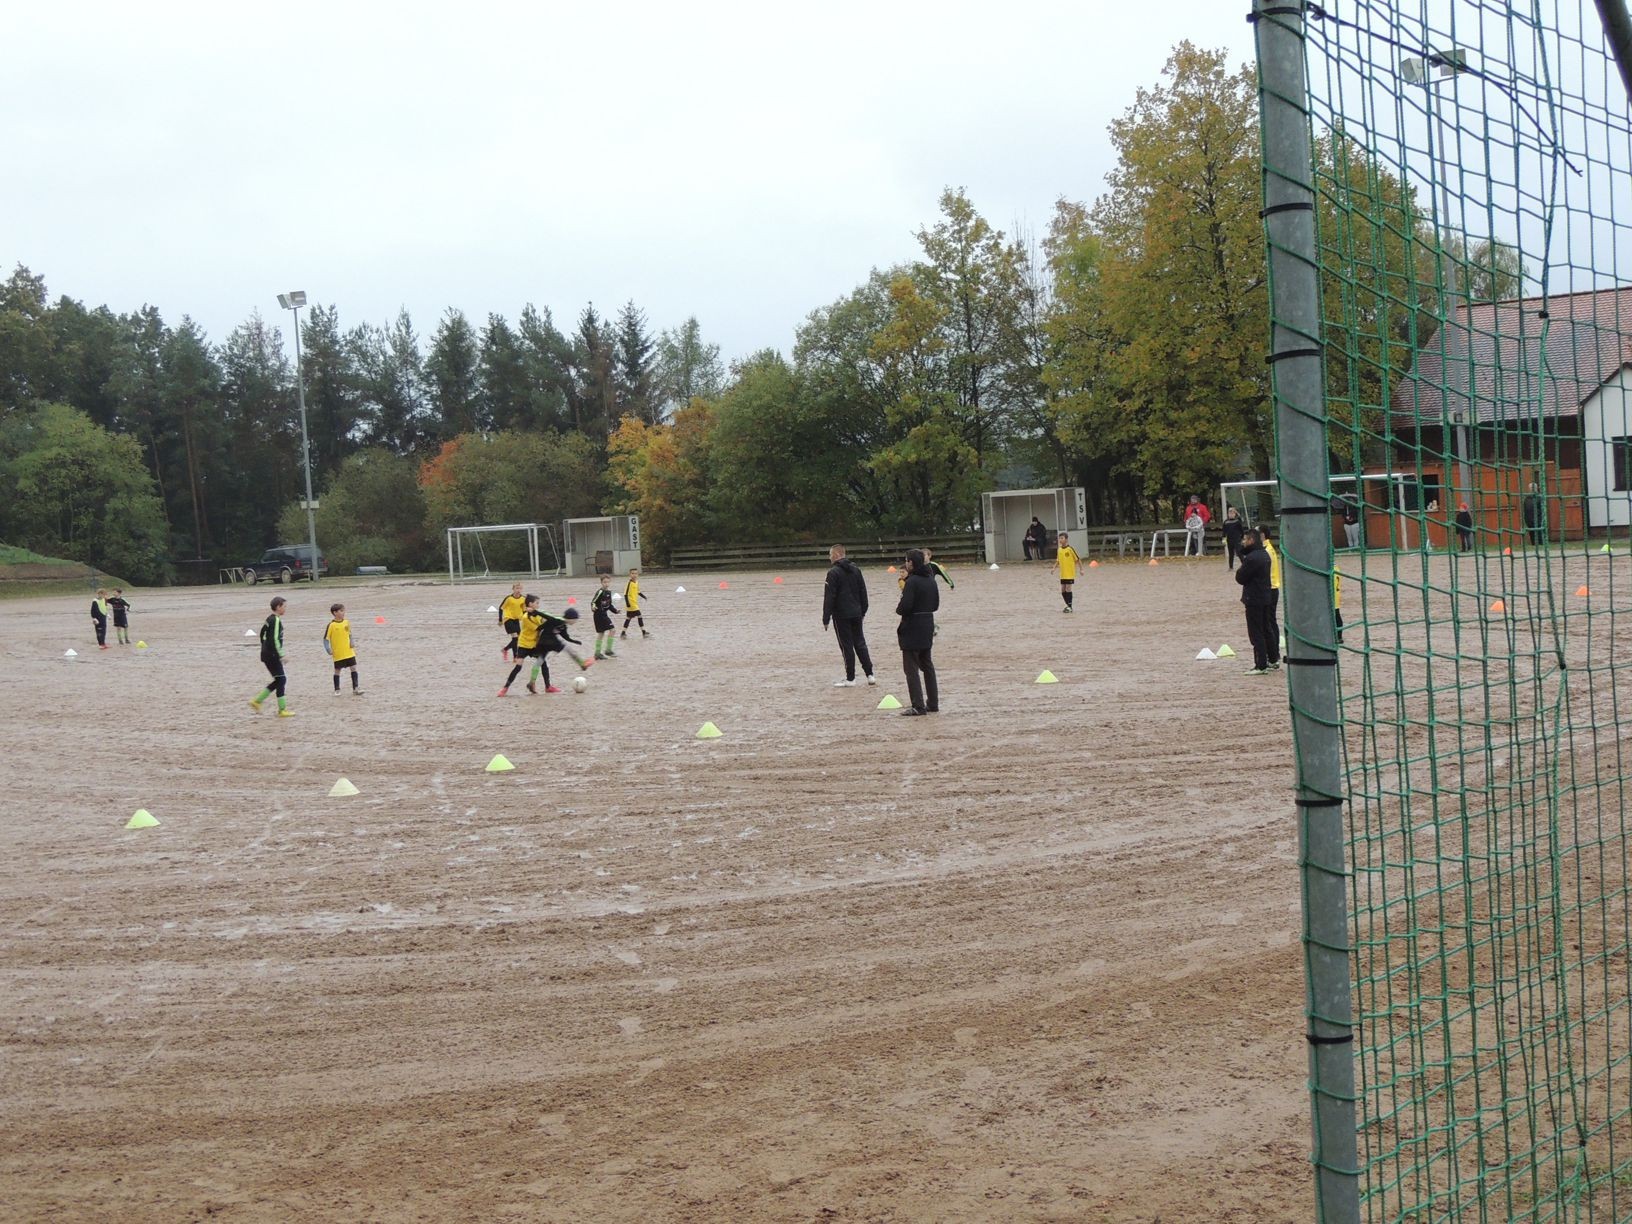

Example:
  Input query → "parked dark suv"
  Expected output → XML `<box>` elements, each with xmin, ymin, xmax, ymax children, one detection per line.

<box><xmin>243</xmin><ymin>546</ymin><xmax>328</xmax><ymax>584</ymax></box>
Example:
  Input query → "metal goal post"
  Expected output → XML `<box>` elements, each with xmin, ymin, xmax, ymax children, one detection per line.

<box><xmin>445</xmin><ymin>523</ymin><xmax>563</xmax><ymax>582</ymax></box>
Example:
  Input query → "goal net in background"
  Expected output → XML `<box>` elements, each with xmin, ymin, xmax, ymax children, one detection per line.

<box><xmin>445</xmin><ymin>523</ymin><xmax>562</xmax><ymax>582</ymax></box>
<box><xmin>1255</xmin><ymin>1</ymin><xmax>1632</xmax><ymax>1218</ymax></box>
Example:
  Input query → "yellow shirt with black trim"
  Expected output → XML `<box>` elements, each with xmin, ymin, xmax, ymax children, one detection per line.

<box><xmin>324</xmin><ymin>618</ymin><xmax>355</xmax><ymax>660</ymax></box>
<box><xmin>1056</xmin><ymin>546</ymin><xmax>1081</xmax><ymax>581</ymax></box>
<box><xmin>1265</xmin><ymin>540</ymin><xmax>1282</xmax><ymax>590</ymax></box>
<box><xmin>516</xmin><ymin>609</ymin><xmax>545</xmax><ymax>651</ymax></box>
<box><xmin>500</xmin><ymin>593</ymin><xmax>527</xmax><ymax>622</ymax></box>
<box><xmin>624</xmin><ymin>578</ymin><xmax>640</xmax><ymax>612</ymax></box>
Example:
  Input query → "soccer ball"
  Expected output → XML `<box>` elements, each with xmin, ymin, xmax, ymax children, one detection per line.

<box><xmin>572</xmin><ymin>676</ymin><xmax>588</xmax><ymax>694</ymax></box>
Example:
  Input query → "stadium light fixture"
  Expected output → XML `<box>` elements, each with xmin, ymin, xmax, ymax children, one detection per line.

<box><xmin>278</xmin><ymin>290</ymin><xmax>320</xmax><ymax>583</ymax></box>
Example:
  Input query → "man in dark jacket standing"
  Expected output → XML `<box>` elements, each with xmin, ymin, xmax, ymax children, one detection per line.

<box><xmin>823</xmin><ymin>545</ymin><xmax>876</xmax><ymax>687</ymax></box>
<box><xmin>1234</xmin><ymin>529</ymin><xmax>1279</xmax><ymax>675</ymax></box>
<box><xmin>895</xmin><ymin>549</ymin><xmax>940</xmax><ymax>715</ymax></box>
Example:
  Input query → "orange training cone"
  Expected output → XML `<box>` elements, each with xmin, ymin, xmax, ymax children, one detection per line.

<box><xmin>568</xmin><ymin>596</ymin><xmax>577</xmax><ymax>605</ymax></box>
<box><xmin>1490</xmin><ymin>599</ymin><xmax>1506</xmax><ymax>613</ymax></box>
<box><xmin>1088</xmin><ymin>559</ymin><xmax>1099</xmax><ymax>568</ymax></box>
<box><xmin>1503</xmin><ymin>547</ymin><xmax>1512</xmax><ymax>556</ymax></box>
<box><xmin>1148</xmin><ymin>558</ymin><xmax>1159</xmax><ymax>567</ymax></box>
<box><xmin>887</xmin><ymin>565</ymin><xmax>896</xmax><ymax>574</ymax></box>
<box><xmin>374</xmin><ymin>615</ymin><xmax>386</xmax><ymax>624</ymax></box>
<box><xmin>773</xmin><ymin>576</ymin><xmax>783</xmax><ymax>584</ymax></box>
<box><xmin>718</xmin><ymin>580</ymin><xmax>729</xmax><ymax>589</ymax></box>
<box><xmin>1576</xmin><ymin>585</ymin><xmax>1590</xmax><ymax>597</ymax></box>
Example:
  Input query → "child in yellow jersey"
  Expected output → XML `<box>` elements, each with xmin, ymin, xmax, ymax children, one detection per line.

<box><xmin>620</xmin><ymin>568</ymin><xmax>650</xmax><ymax>638</ymax></box>
<box><xmin>1048</xmin><ymin>532</ymin><xmax>1083</xmax><ymax>612</ymax></box>
<box><xmin>323</xmin><ymin>602</ymin><xmax>362</xmax><ymax>695</ymax></box>
<box><xmin>1333</xmin><ymin>570</ymin><xmax>1343</xmax><ymax>645</ymax></box>
<box><xmin>1262</xmin><ymin>527</ymin><xmax>1282</xmax><ymax>652</ymax></box>
<box><xmin>498</xmin><ymin>581</ymin><xmax>526</xmax><ymax>661</ymax></box>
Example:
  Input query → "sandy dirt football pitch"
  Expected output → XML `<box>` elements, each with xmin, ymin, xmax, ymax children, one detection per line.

<box><xmin>0</xmin><ymin>559</ymin><xmax>1313</xmax><ymax>1222</ymax></box>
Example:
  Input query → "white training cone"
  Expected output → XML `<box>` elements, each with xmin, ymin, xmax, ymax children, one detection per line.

<box><xmin>487</xmin><ymin>605</ymin><xmax>498</xmax><ymax>613</ymax></box>
<box><xmin>1196</xmin><ymin>648</ymin><xmax>1217</xmax><ymax>660</ymax></box>
<box><xmin>989</xmin><ymin>563</ymin><xmax>1000</xmax><ymax>571</ymax></box>
<box><xmin>675</xmin><ymin>586</ymin><xmax>686</xmax><ymax>593</ymax></box>
<box><xmin>245</xmin><ymin>628</ymin><xmax>256</xmax><ymax>637</ymax></box>
<box><xmin>64</xmin><ymin>648</ymin><xmax>77</xmax><ymax>657</ymax></box>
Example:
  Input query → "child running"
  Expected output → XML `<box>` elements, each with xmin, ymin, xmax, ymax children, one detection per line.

<box><xmin>323</xmin><ymin>602</ymin><xmax>363</xmax><ymax>695</ymax></box>
<box><xmin>498</xmin><ymin>581</ymin><xmax>526</xmax><ymax>661</ymax></box>
<box><xmin>90</xmin><ymin>588</ymin><xmax>111</xmax><ymax>649</ymax></box>
<box><xmin>1049</xmin><ymin>532</ymin><xmax>1083</xmax><ymax>612</ymax></box>
<box><xmin>620</xmin><ymin>568</ymin><xmax>650</xmax><ymax>639</ymax></box>
<box><xmin>591</xmin><ymin>574</ymin><xmax>617</xmax><ymax>659</ymax></box>
<box><xmin>108</xmin><ymin>589</ymin><xmax>133</xmax><ymax>645</ymax></box>
<box><xmin>500</xmin><ymin>599</ymin><xmax>592</xmax><ymax>695</ymax></box>
<box><xmin>250</xmin><ymin>596</ymin><xmax>294</xmax><ymax>716</ymax></box>
<box><xmin>923</xmin><ymin>548</ymin><xmax>956</xmax><ymax>590</ymax></box>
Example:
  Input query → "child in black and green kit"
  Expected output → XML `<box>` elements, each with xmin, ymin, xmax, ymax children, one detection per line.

<box><xmin>250</xmin><ymin>596</ymin><xmax>294</xmax><ymax>717</ymax></box>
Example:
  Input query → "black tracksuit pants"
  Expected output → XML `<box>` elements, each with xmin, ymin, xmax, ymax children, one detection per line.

<box><xmin>1244</xmin><ymin>603</ymin><xmax>1277</xmax><ymax>670</ymax></box>
<box><xmin>834</xmin><ymin>616</ymin><xmax>873</xmax><ymax>681</ymax></box>
<box><xmin>902</xmin><ymin>647</ymin><xmax>938</xmax><ymax>712</ymax></box>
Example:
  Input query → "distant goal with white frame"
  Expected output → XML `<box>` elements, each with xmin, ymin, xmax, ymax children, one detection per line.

<box><xmin>445</xmin><ymin>522</ymin><xmax>563</xmax><ymax>582</ymax></box>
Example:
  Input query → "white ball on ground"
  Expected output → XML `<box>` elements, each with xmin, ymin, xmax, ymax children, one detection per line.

<box><xmin>572</xmin><ymin>676</ymin><xmax>588</xmax><ymax>693</ymax></box>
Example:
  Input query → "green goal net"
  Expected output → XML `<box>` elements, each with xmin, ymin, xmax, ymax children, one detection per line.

<box><xmin>1254</xmin><ymin>1</ymin><xmax>1632</xmax><ymax>1218</ymax></box>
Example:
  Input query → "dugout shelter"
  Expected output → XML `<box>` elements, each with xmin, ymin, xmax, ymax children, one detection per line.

<box><xmin>981</xmin><ymin>488</ymin><xmax>1087</xmax><ymax>564</ymax></box>
<box><xmin>562</xmin><ymin>515</ymin><xmax>641</xmax><ymax>577</ymax></box>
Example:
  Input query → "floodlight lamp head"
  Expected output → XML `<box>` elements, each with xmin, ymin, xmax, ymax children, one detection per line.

<box><xmin>277</xmin><ymin>291</ymin><xmax>308</xmax><ymax>309</ymax></box>
<box><xmin>1402</xmin><ymin>56</ymin><xmax>1426</xmax><ymax>85</ymax></box>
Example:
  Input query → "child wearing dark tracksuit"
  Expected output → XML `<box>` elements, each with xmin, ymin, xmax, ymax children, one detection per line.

<box><xmin>501</xmin><ymin>602</ymin><xmax>593</xmax><ymax>695</ymax></box>
<box><xmin>591</xmin><ymin>576</ymin><xmax>617</xmax><ymax>659</ymax></box>
<box><xmin>108</xmin><ymin>590</ymin><xmax>133</xmax><ymax>645</ymax></box>
<box><xmin>250</xmin><ymin>597</ymin><xmax>293</xmax><ymax>714</ymax></box>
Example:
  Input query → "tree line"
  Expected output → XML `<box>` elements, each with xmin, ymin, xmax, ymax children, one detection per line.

<box><xmin>0</xmin><ymin>43</ymin><xmax>1520</xmax><ymax>582</ymax></box>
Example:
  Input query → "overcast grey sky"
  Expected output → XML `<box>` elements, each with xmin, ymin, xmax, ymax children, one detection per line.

<box><xmin>3</xmin><ymin>1</ymin><xmax>1255</xmax><ymax>361</ymax></box>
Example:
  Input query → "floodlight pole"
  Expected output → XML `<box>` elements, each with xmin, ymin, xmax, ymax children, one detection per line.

<box><xmin>1254</xmin><ymin>2</ymin><xmax>1362</xmax><ymax>1219</ymax></box>
<box><xmin>279</xmin><ymin>292</ymin><xmax>320</xmax><ymax>585</ymax></box>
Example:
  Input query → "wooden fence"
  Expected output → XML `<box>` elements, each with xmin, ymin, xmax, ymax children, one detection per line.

<box><xmin>669</xmin><ymin>534</ymin><xmax>982</xmax><ymax>571</ymax></box>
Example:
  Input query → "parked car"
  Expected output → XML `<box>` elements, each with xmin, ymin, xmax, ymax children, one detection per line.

<box><xmin>243</xmin><ymin>546</ymin><xmax>328</xmax><ymax>584</ymax></box>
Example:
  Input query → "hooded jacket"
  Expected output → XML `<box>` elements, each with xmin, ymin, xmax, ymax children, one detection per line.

<box><xmin>895</xmin><ymin>566</ymin><xmax>939</xmax><ymax>651</ymax></box>
<box><xmin>823</xmin><ymin>557</ymin><xmax>869</xmax><ymax>624</ymax></box>
<box><xmin>1235</xmin><ymin>542</ymin><xmax>1273</xmax><ymax>606</ymax></box>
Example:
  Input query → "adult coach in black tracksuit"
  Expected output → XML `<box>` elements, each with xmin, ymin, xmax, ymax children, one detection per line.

<box><xmin>822</xmin><ymin>545</ymin><xmax>875</xmax><ymax>686</ymax></box>
<box><xmin>895</xmin><ymin>549</ymin><xmax>940</xmax><ymax>715</ymax></box>
<box><xmin>1235</xmin><ymin>529</ymin><xmax>1279</xmax><ymax>674</ymax></box>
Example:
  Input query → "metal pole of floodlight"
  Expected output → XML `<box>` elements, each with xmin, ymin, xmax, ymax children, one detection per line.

<box><xmin>277</xmin><ymin>290</ymin><xmax>320</xmax><ymax>584</ymax></box>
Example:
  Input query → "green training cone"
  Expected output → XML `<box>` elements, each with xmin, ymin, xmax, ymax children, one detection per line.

<box><xmin>695</xmin><ymin>721</ymin><xmax>723</xmax><ymax>739</ymax></box>
<box><xmin>328</xmin><ymin>777</ymin><xmax>360</xmax><ymax>797</ymax></box>
<box><xmin>1035</xmin><ymin>670</ymin><xmax>1059</xmax><ymax>684</ymax></box>
<box><xmin>125</xmin><ymin>809</ymin><xmax>159</xmax><ymax>830</ymax></box>
<box><xmin>1217</xmin><ymin>644</ymin><xmax>1236</xmax><ymax>658</ymax></box>
<box><xmin>485</xmin><ymin>754</ymin><xmax>515</xmax><ymax>772</ymax></box>
<box><xmin>1602</xmin><ymin>542</ymin><xmax>1614</xmax><ymax>554</ymax></box>
<box><xmin>877</xmin><ymin>694</ymin><xmax>903</xmax><ymax>710</ymax></box>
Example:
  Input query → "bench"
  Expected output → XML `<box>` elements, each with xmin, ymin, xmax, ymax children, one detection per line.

<box><xmin>1098</xmin><ymin>532</ymin><xmax>1146</xmax><ymax>559</ymax></box>
<box><xmin>219</xmin><ymin>567</ymin><xmax>245</xmax><ymax>584</ymax></box>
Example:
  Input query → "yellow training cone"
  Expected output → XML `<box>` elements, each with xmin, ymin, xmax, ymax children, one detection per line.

<box><xmin>135</xmin><ymin>641</ymin><xmax>147</xmax><ymax>649</ymax></box>
<box><xmin>877</xmin><ymin>694</ymin><xmax>903</xmax><ymax>710</ymax></box>
<box><xmin>695</xmin><ymin>721</ymin><xmax>723</xmax><ymax>739</ymax></box>
<box><xmin>1217</xmin><ymin>644</ymin><xmax>1237</xmax><ymax>658</ymax></box>
<box><xmin>125</xmin><ymin>809</ymin><xmax>159</xmax><ymax>830</ymax></box>
<box><xmin>1035</xmin><ymin>670</ymin><xmax>1059</xmax><ymax>684</ymax></box>
<box><xmin>485</xmin><ymin>754</ymin><xmax>515</xmax><ymax>773</ymax></box>
<box><xmin>1602</xmin><ymin>542</ymin><xmax>1614</xmax><ymax>554</ymax></box>
<box><xmin>328</xmin><ymin>778</ymin><xmax>360</xmax><ymax>797</ymax></box>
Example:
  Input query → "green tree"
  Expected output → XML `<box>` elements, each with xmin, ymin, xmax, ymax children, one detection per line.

<box><xmin>517</xmin><ymin>304</ymin><xmax>574</xmax><ymax>433</ymax></box>
<box><xmin>1</xmin><ymin>402</ymin><xmax>170</xmax><ymax>582</ymax></box>
<box><xmin>353</xmin><ymin>309</ymin><xmax>431</xmax><ymax>453</ymax></box>
<box><xmin>1094</xmin><ymin>42</ymin><xmax>1269</xmax><ymax>508</ymax></box>
<box><xmin>606</xmin><ymin>401</ymin><xmax>716</xmax><ymax>558</ymax></box>
<box><xmin>479</xmin><ymin>313</ymin><xmax>531</xmax><ymax>431</ymax></box>
<box><xmin>655</xmin><ymin>316</ymin><xmax>725</xmax><ymax>419</ymax></box>
<box><xmin>615</xmin><ymin>300</ymin><xmax>659</xmax><ymax>424</ymax></box>
<box><xmin>219</xmin><ymin>313</ymin><xmax>299</xmax><ymax>552</ymax></box>
<box><xmin>299</xmin><ymin>304</ymin><xmax>362</xmax><ymax>475</ymax></box>
<box><xmin>426</xmin><ymin>308</ymin><xmax>483</xmax><ymax>438</ymax></box>
<box><xmin>159</xmin><ymin>318</ymin><xmax>224</xmax><ymax>556</ymax></box>
<box><xmin>277</xmin><ymin>447</ymin><xmax>430</xmax><ymax>574</ymax></box>
<box><xmin>571</xmin><ymin>303</ymin><xmax>617</xmax><ymax>440</ymax></box>
<box><xmin>0</xmin><ymin>266</ymin><xmax>54</xmax><ymax>413</ymax></box>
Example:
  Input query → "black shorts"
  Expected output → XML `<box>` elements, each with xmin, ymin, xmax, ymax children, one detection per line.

<box><xmin>1060</xmin><ymin>578</ymin><xmax>1075</xmax><ymax>586</ymax></box>
<box><xmin>504</xmin><ymin>618</ymin><xmax>520</xmax><ymax>635</ymax></box>
<box><xmin>512</xmin><ymin>644</ymin><xmax>538</xmax><ymax>659</ymax></box>
<box><xmin>593</xmin><ymin>611</ymin><xmax>613</xmax><ymax>632</ymax></box>
<box><xmin>333</xmin><ymin>656</ymin><xmax>356</xmax><ymax>670</ymax></box>
<box><xmin>262</xmin><ymin>655</ymin><xmax>285</xmax><ymax>679</ymax></box>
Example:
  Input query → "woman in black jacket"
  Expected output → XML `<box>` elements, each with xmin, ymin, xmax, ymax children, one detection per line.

<box><xmin>895</xmin><ymin>549</ymin><xmax>940</xmax><ymax>715</ymax></box>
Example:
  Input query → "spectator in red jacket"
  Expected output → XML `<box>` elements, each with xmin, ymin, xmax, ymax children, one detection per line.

<box><xmin>1183</xmin><ymin>495</ymin><xmax>1212</xmax><ymax>556</ymax></box>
